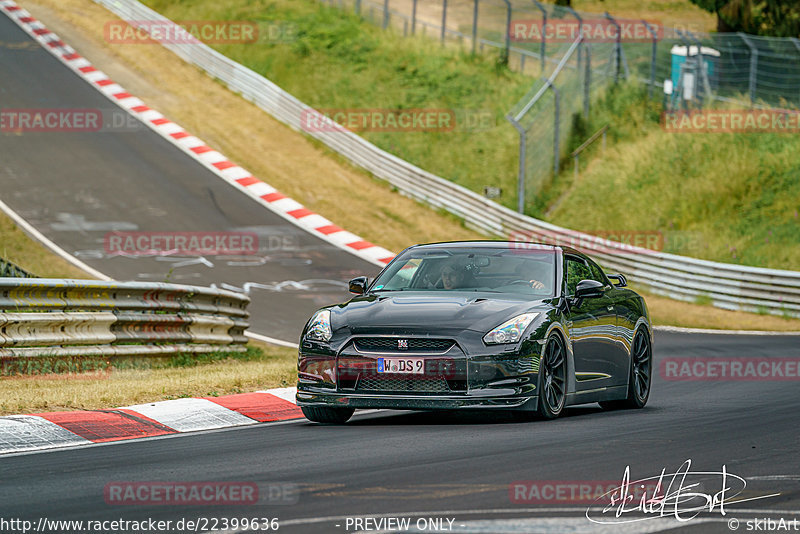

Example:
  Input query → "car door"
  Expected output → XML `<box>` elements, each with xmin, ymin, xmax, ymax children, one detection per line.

<box><xmin>586</xmin><ymin>258</ymin><xmax>630</xmax><ymax>386</ymax></box>
<box><xmin>563</xmin><ymin>255</ymin><xmax>618</xmax><ymax>393</ymax></box>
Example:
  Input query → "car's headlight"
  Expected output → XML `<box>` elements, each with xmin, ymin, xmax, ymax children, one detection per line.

<box><xmin>305</xmin><ymin>310</ymin><xmax>332</xmax><ymax>342</ymax></box>
<box><xmin>483</xmin><ymin>313</ymin><xmax>540</xmax><ymax>345</ymax></box>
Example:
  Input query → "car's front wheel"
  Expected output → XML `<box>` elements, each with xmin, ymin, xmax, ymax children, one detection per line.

<box><xmin>600</xmin><ymin>328</ymin><xmax>652</xmax><ymax>410</ymax></box>
<box><xmin>301</xmin><ymin>406</ymin><xmax>355</xmax><ymax>424</ymax></box>
<box><xmin>536</xmin><ymin>334</ymin><xmax>567</xmax><ymax>419</ymax></box>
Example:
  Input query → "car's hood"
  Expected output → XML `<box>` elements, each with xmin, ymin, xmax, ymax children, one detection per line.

<box><xmin>331</xmin><ymin>291</ymin><xmax>549</xmax><ymax>335</ymax></box>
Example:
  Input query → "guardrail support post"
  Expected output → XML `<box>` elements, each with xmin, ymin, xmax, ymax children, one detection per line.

<box><xmin>383</xmin><ymin>0</ymin><xmax>390</xmax><ymax>29</ymax></box>
<box><xmin>355</xmin><ymin>0</ymin><xmax>361</xmax><ymax>15</ymax></box>
<box><xmin>411</xmin><ymin>0</ymin><xmax>417</xmax><ymax>34</ymax></box>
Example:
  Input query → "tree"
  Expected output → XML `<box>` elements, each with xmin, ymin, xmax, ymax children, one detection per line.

<box><xmin>688</xmin><ymin>0</ymin><xmax>800</xmax><ymax>37</ymax></box>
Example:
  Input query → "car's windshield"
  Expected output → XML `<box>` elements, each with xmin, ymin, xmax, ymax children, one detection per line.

<box><xmin>371</xmin><ymin>247</ymin><xmax>556</xmax><ymax>297</ymax></box>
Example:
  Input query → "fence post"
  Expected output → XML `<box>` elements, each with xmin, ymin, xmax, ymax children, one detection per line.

<box><xmin>604</xmin><ymin>12</ymin><xmax>621</xmax><ymax>83</ymax></box>
<box><xmin>532</xmin><ymin>0</ymin><xmax>547</xmax><ymax>74</ymax></box>
<box><xmin>643</xmin><ymin>19</ymin><xmax>658</xmax><ymax>98</ymax></box>
<box><xmin>383</xmin><ymin>0</ymin><xmax>389</xmax><ymax>29</ymax></box>
<box><xmin>584</xmin><ymin>45</ymin><xmax>591</xmax><ymax>118</ymax></box>
<box><xmin>472</xmin><ymin>0</ymin><xmax>479</xmax><ymax>54</ymax></box>
<box><xmin>355</xmin><ymin>0</ymin><xmax>361</xmax><ymax>15</ymax></box>
<box><xmin>552</xmin><ymin>84</ymin><xmax>560</xmax><ymax>175</ymax></box>
<box><xmin>739</xmin><ymin>32</ymin><xmax>758</xmax><ymax>106</ymax></box>
<box><xmin>503</xmin><ymin>0</ymin><xmax>512</xmax><ymax>64</ymax></box>
<box><xmin>688</xmin><ymin>32</ymin><xmax>712</xmax><ymax>104</ymax></box>
<box><xmin>507</xmin><ymin>115</ymin><xmax>527</xmax><ymax>214</ymax></box>
<box><xmin>441</xmin><ymin>0</ymin><xmax>447</xmax><ymax>44</ymax></box>
<box><xmin>573</xmin><ymin>154</ymin><xmax>579</xmax><ymax>180</ymax></box>
<box><xmin>411</xmin><ymin>0</ymin><xmax>417</xmax><ymax>34</ymax></box>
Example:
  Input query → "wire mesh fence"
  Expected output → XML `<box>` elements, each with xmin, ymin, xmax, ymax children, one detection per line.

<box><xmin>319</xmin><ymin>0</ymin><xmax>800</xmax><ymax>213</ymax></box>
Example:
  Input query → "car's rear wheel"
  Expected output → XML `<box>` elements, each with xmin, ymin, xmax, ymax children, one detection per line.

<box><xmin>301</xmin><ymin>406</ymin><xmax>355</xmax><ymax>424</ymax></box>
<box><xmin>536</xmin><ymin>334</ymin><xmax>567</xmax><ymax>419</ymax></box>
<box><xmin>600</xmin><ymin>328</ymin><xmax>652</xmax><ymax>410</ymax></box>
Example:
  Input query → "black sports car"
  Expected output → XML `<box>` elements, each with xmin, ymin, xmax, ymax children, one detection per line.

<box><xmin>297</xmin><ymin>241</ymin><xmax>652</xmax><ymax>423</ymax></box>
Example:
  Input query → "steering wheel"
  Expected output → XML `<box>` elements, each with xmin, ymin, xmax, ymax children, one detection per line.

<box><xmin>508</xmin><ymin>279</ymin><xmax>546</xmax><ymax>290</ymax></box>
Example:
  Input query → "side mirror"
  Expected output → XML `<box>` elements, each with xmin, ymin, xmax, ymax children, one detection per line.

<box><xmin>348</xmin><ymin>276</ymin><xmax>368</xmax><ymax>295</ymax></box>
<box><xmin>607</xmin><ymin>273</ymin><xmax>627</xmax><ymax>287</ymax></box>
<box><xmin>575</xmin><ymin>279</ymin><xmax>604</xmax><ymax>298</ymax></box>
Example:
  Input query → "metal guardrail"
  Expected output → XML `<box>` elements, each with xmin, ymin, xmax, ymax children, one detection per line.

<box><xmin>91</xmin><ymin>0</ymin><xmax>800</xmax><ymax>318</ymax></box>
<box><xmin>0</xmin><ymin>278</ymin><xmax>250</xmax><ymax>358</ymax></box>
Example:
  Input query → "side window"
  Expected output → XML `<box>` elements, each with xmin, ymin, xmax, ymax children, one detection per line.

<box><xmin>565</xmin><ymin>257</ymin><xmax>593</xmax><ymax>295</ymax></box>
<box><xmin>587</xmin><ymin>259</ymin><xmax>609</xmax><ymax>286</ymax></box>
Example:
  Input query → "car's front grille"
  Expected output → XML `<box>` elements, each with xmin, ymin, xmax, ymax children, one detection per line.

<box><xmin>354</xmin><ymin>338</ymin><xmax>454</xmax><ymax>353</ymax></box>
<box><xmin>356</xmin><ymin>375</ymin><xmax>451</xmax><ymax>393</ymax></box>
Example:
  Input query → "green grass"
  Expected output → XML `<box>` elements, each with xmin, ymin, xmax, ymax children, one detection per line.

<box><xmin>546</xmin><ymin>83</ymin><xmax>800</xmax><ymax>269</ymax></box>
<box><xmin>141</xmin><ymin>0</ymin><xmax>800</xmax><ymax>270</ymax></box>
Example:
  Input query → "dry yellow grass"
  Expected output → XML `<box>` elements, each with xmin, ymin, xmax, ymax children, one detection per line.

<box><xmin>0</xmin><ymin>344</ymin><xmax>297</xmax><ymax>415</ymax></box>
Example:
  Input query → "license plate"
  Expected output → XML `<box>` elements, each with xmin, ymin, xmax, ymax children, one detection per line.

<box><xmin>377</xmin><ymin>357</ymin><xmax>424</xmax><ymax>374</ymax></box>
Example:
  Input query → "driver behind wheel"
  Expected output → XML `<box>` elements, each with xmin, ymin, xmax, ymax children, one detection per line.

<box><xmin>437</xmin><ymin>258</ymin><xmax>474</xmax><ymax>289</ymax></box>
<box><xmin>515</xmin><ymin>260</ymin><xmax>547</xmax><ymax>290</ymax></box>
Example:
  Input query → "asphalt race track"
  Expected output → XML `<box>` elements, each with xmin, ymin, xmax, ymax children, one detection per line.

<box><xmin>1</xmin><ymin>8</ymin><xmax>800</xmax><ymax>534</ymax></box>
<box><xmin>0</xmin><ymin>13</ymin><xmax>380</xmax><ymax>342</ymax></box>
<box><xmin>2</xmin><ymin>332</ymin><xmax>800</xmax><ymax>533</ymax></box>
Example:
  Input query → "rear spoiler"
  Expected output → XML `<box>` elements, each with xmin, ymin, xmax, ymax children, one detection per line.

<box><xmin>607</xmin><ymin>273</ymin><xmax>627</xmax><ymax>287</ymax></box>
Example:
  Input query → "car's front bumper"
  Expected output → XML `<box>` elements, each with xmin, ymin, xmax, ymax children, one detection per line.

<box><xmin>296</xmin><ymin>388</ymin><xmax>539</xmax><ymax>411</ymax></box>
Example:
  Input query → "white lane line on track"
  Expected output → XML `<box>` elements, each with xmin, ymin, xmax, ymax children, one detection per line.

<box><xmin>654</xmin><ymin>325</ymin><xmax>800</xmax><ymax>336</ymax></box>
<box><xmin>0</xmin><ymin>198</ymin><xmax>110</xmax><ymax>280</ymax></box>
<box><xmin>246</xmin><ymin>331</ymin><xmax>299</xmax><ymax>348</ymax></box>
